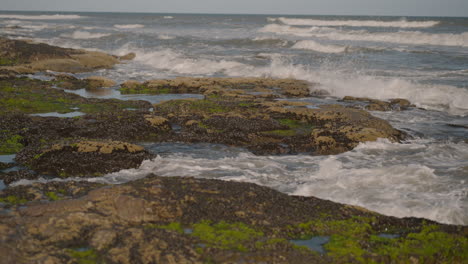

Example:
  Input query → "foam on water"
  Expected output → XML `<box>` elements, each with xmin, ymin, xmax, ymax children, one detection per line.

<box><xmin>129</xmin><ymin>48</ymin><xmax>468</xmax><ymax>115</ymax></box>
<box><xmin>0</xmin><ymin>14</ymin><xmax>84</xmax><ymax>20</ymax></box>
<box><xmin>292</xmin><ymin>40</ymin><xmax>348</xmax><ymax>53</ymax></box>
<box><xmin>60</xmin><ymin>31</ymin><xmax>111</xmax><ymax>39</ymax></box>
<box><xmin>260</xmin><ymin>24</ymin><xmax>468</xmax><ymax>47</ymax></box>
<box><xmin>114</xmin><ymin>24</ymin><xmax>145</xmax><ymax>29</ymax></box>
<box><xmin>13</xmin><ymin>139</ymin><xmax>466</xmax><ymax>225</ymax></box>
<box><xmin>270</xmin><ymin>17</ymin><xmax>440</xmax><ymax>28</ymax></box>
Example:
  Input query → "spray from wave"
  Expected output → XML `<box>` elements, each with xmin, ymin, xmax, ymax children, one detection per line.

<box><xmin>60</xmin><ymin>31</ymin><xmax>111</xmax><ymax>39</ymax></box>
<box><xmin>260</xmin><ymin>24</ymin><xmax>468</xmax><ymax>47</ymax></box>
<box><xmin>114</xmin><ymin>24</ymin><xmax>145</xmax><ymax>29</ymax></box>
<box><xmin>270</xmin><ymin>17</ymin><xmax>440</xmax><ymax>28</ymax></box>
<box><xmin>292</xmin><ymin>40</ymin><xmax>347</xmax><ymax>53</ymax></box>
<box><xmin>130</xmin><ymin>47</ymin><xmax>468</xmax><ymax>115</ymax></box>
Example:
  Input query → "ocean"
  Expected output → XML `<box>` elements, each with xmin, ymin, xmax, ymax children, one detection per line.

<box><xmin>1</xmin><ymin>11</ymin><xmax>467</xmax><ymax>225</ymax></box>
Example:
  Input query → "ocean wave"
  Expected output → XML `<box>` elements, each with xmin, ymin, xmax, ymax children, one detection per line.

<box><xmin>114</xmin><ymin>24</ymin><xmax>145</xmax><ymax>29</ymax></box>
<box><xmin>164</xmin><ymin>16</ymin><xmax>174</xmax><ymax>19</ymax></box>
<box><xmin>260</xmin><ymin>24</ymin><xmax>468</xmax><ymax>47</ymax></box>
<box><xmin>292</xmin><ymin>40</ymin><xmax>347</xmax><ymax>53</ymax></box>
<box><xmin>0</xmin><ymin>14</ymin><xmax>84</xmax><ymax>20</ymax></box>
<box><xmin>158</xmin><ymin>34</ymin><xmax>175</xmax><ymax>40</ymax></box>
<box><xmin>61</xmin><ymin>31</ymin><xmax>111</xmax><ymax>39</ymax></box>
<box><xmin>270</xmin><ymin>17</ymin><xmax>440</xmax><ymax>28</ymax></box>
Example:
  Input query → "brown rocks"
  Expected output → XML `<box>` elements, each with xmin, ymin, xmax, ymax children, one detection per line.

<box><xmin>0</xmin><ymin>175</ymin><xmax>464</xmax><ymax>264</ymax></box>
<box><xmin>22</xmin><ymin>140</ymin><xmax>152</xmax><ymax>177</ymax></box>
<box><xmin>85</xmin><ymin>76</ymin><xmax>116</xmax><ymax>88</ymax></box>
<box><xmin>119</xmin><ymin>52</ymin><xmax>136</xmax><ymax>61</ymax></box>
<box><xmin>0</xmin><ymin>37</ymin><xmax>120</xmax><ymax>74</ymax></box>
<box><xmin>342</xmin><ymin>96</ymin><xmax>413</xmax><ymax>111</ymax></box>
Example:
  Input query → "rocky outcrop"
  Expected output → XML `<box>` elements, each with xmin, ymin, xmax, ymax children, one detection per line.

<box><xmin>342</xmin><ymin>96</ymin><xmax>413</xmax><ymax>111</ymax></box>
<box><xmin>0</xmin><ymin>37</ymin><xmax>120</xmax><ymax>74</ymax></box>
<box><xmin>85</xmin><ymin>76</ymin><xmax>117</xmax><ymax>88</ymax></box>
<box><xmin>120</xmin><ymin>77</ymin><xmax>313</xmax><ymax>97</ymax></box>
<box><xmin>0</xmin><ymin>175</ymin><xmax>465</xmax><ymax>264</ymax></box>
<box><xmin>19</xmin><ymin>140</ymin><xmax>152</xmax><ymax>177</ymax></box>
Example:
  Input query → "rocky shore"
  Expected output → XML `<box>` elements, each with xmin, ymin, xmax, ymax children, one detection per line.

<box><xmin>1</xmin><ymin>38</ymin><xmax>466</xmax><ymax>263</ymax></box>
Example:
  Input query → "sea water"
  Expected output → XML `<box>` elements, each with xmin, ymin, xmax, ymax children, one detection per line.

<box><xmin>1</xmin><ymin>11</ymin><xmax>467</xmax><ymax>225</ymax></box>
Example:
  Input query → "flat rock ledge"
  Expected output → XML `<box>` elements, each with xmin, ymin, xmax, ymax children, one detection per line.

<box><xmin>0</xmin><ymin>37</ymin><xmax>124</xmax><ymax>74</ymax></box>
<box><xmin>0</xmin><ymin>175</ymin><xmax>466</xmax><ymax>264</ymax></box>
<box><xmin>19</xmin><ymin>140</ymin><xmax>153</xmax><ymax>178</ymax></box>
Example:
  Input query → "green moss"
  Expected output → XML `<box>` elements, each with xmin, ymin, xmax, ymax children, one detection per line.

<box><xmin>68</xmin><ymin>248</ymin><xmax>102</xmax><ymax>264</ymax></box>
<box><xmin>261</xmin><ymin>129</ymin><xmax>296</xmax><ymax>137</ymax></box>
<box><xmin>120</xmin><ymin>85</ymin><xmax>171</xmax><ymax>95</ymax></box>
<box><xmin>145</xmin><ymin>222</ymin><xmax>184</xmax><ymax>234</ymax></box>
<box><xmin>0</xmin><ymin>195</ymin><xmax>28</xmax><ymax>205</ymax></box>
<box><xmin>45</xmin><ymin>191</ymin><xmax>61</xmax><ymax>201</ymax></box>
<box><xmin>192</xmin><ymin>220</ymin><xmax>264</xmax><ymax>252</ymax></box>
<box><xmin>0</xmin><ymin>57</ymin><xmax>17</xmax><ymax>66</ymax></box>
<box><xmin>0</xmin><ymin>132</ymin><xmax>23</xmax><ymax>155</ymax></box>
<box><xmin>290</xmin><ymin>217</ymin><xmax>467</xmax><ymax>263</ymax></box>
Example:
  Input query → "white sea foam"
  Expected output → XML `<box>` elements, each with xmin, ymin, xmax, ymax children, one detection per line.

<box><xmin>128</xmin><ymin>48</ymin><xmax>468</xmax><ymax>115</ymax></box>
<box><xmin>61</xmin><ymin>31</ymin><xmax>111</xmax><ymax>39</ymax></box>
<box><xmin>114</xmin><ymin>24</ymin><xmax>145</xmax><ymax>29</ymax></box>
<box><xmin>164</xmin><ymin>16</ymin><xmax>174</xmax><ymax>19</ymax></box>
<box><xmin>158</xmin><ymin>34</ymin><xmax>175</xmax><ymax>40</ymax></box>
<box><xmin>292</xmin><ymin>40</ymin><xmax>347</xmax><ymax>53</ymax></box>
<box><xmin>260</xmin><ymin>24</ymin><xmax>468</xmax><ymax>47</ymax></box>
<box><xmin>271</xmin><ymin>17</ymin><xmax>440</xmax><ymax>28</ymax></box>
<box><xmin>0</xmin><ymin>14</ymin><xmax>84</xmax><ymax>20</ymax></box>
<box><xmin>16</xmin><ymin>139</ymin><xmax>462</xmax><ymax>225</ymax></box>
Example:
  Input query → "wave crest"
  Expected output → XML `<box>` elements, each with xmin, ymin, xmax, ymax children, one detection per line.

<box><xmin>271</xmin><ymin>17</ymin><xmax>440</xmax><ymax>28</ymax></box>
<box><xmin>61</xmin><ymin>31</ymin><xmax>111</xmax><ymax>39</ymax></box>
<box><xmin>114</xmin><ymin>24</ymin><xmax>144</xmax><ymax>29</ymax></box>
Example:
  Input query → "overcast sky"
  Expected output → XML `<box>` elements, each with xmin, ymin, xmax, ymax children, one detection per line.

<box><xmin>1</xmin><ymin>0</ymin><xmax>467</xmax><ymax>17</ymax></box>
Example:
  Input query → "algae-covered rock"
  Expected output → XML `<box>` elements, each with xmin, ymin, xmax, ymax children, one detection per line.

<box><xmin>0</xmin><ymin>37</ymin><xmax>120</xmax><ymax>74</ymax></box>
<box><xmin>85</xmin><ymin>76</ymin><xmax>116</xmax><ymax>88</ymax></box>
<box><xmin>120</xmin><ymin>77</ymin><xmax>312</xmax><ymax>97</ymax></box>
<box><xmin>22</xmin><ymin>140</ymin><xmax>153</xmax><ymax>178</ymax></box>
<box><xmin>0</xmin><ymin>175</ymin><xmax>465</xmax><ymax>264</ymax></box>
<box><xmin>342</xmin><ymin>96</ymin><xmax>413</xmax><ymax>111</ymax></box>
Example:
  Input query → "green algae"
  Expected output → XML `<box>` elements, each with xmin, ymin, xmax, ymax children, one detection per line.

<box><xmin>0</xmin><ymin>131</ymin><xmax>23</xmax><ymax>155</ymax></box>
<box><xmin>120</xmin><ymin>85</ymin><xmax>171</xmax><ymax>95</ymax></box>
<box><xmin>192</xmin><ymin>220</ymin><xmax>264</xmax><ymax>252</ymax></box>
<box><xmin>289</xmin><ymin>217</ymin><xmax>468</xmax><ymax>263</ymax></box>
<box><xmin>0</xmin><ymin>195</ymin><xmax>28</xmax><ymax>205</ymax></box>
<box><xmin>45</xmin><ymin>191</ymin><xmax>61</xmax><ymax>201</ymax></box>
<box><xmin>68</xmin><ymin>248</ymin><xmax>102</xmax><ymax>264</ymax></box>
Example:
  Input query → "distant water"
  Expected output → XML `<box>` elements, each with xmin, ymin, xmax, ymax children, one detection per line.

<box><xmin>2</xmin><ymin>11</ymin><xmax>467</xmax><ymax>225</ymax></box>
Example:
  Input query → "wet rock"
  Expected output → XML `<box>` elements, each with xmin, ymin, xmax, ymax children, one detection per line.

<box><xmin>342</xmin><ymin>96</ymin><xmax>413</xmax><ymax>111</ymax></box>
<box><xmin>0</xmin><ymin>37</ymin><xmax>119</xmax><ymax>74</ymax></box>
<box><xmin>120</xmin><ymin>77</ymin><xmax>313</xmax><ymax>97</ymax></box>
<box><xmin>153</xmin><ymin>97</ymin><xmax>404</xmax><ymax>155</ymax></box>
<box><xmin>0</xmin><ymin>175</ymin><xmax>465</xmax><ymax>264</ymax></box>
<box><xmin>21</xmin><ymin>140</ymin><xmax>153</xmax><ymax>177</ymax></box>
<box><xmin>85</xmin><ymin>76</ymin><xmax>116</xmax><ymax>88</ymax></box>
<box><xmin>119</xmin><ymin>52</ymin><xmax>136</xmax><ymax>61</ymax></box>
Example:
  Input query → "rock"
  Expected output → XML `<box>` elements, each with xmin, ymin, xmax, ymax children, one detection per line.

<box><xmin>85</xmin><ymin>76</ymin><xmax>116</xmax><ymax>88</ymax></box>
<box><xmin>0</xmin><ymin>37</ymin><xmax>120</xmax><ymax>74</ymax></box>
<box><xmin>342</xmin><ymin>96</ymin><xmax>413</xmax><ymax>111</ymax></box>
<box><xmin>120</xmin><ymin>77</ymin><xmax>312</xmax><ymax>97</ymax></box>
<box><xmin>119</xmin><ymin>52</ymin><xmax>136</xmax><ymax>61</ymax></box>
<box><xmin>0</xmin><ymin>175</ymin><xmax>465</xmax><ymax>263</ymax></box>
<box><xmin>20</xmin><ymin>140</ymin><xmax>153</xmax><ymax>178</ymax></box>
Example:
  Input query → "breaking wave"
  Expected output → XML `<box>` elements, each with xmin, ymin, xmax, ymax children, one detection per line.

<box><xmin>61</xmin><ymin>31</ymin><xmax>111</xmax><ymax>39</ymax></box>
<box><xmin>114</xmin><ymin>24</ymin><xmax>145</xmax><ymax>29</ymax></box>
<box><xmin>260</xmin><ymin>24</ymin><xmax>468</xmax><ymax>47</ymax></box>
<box><xmin>270</xmin><ymin>17</ymin><xmax>440</xmax><ymax>28</ymax></box>
<box><xmin>129</xmin><ymin>47</ymin><xmax>468</xmax><ymax>115</ymax></box>
<box><xmin>292</xmin><ymin>40</ymin><xmax>347</xmax><ymax>53</ymax></box>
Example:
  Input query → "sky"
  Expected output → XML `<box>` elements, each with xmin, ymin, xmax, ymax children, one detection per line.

<box><xmin>0</xmin><ymin>0</ymin><xmax>467</xmax><ymax>17</ymax></box>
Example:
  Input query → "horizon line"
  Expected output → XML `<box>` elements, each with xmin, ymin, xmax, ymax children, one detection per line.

<box><xmin>0</xmin><ymin>9</ymin><xmax>466</xmax><ymax>18</ymax></box>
